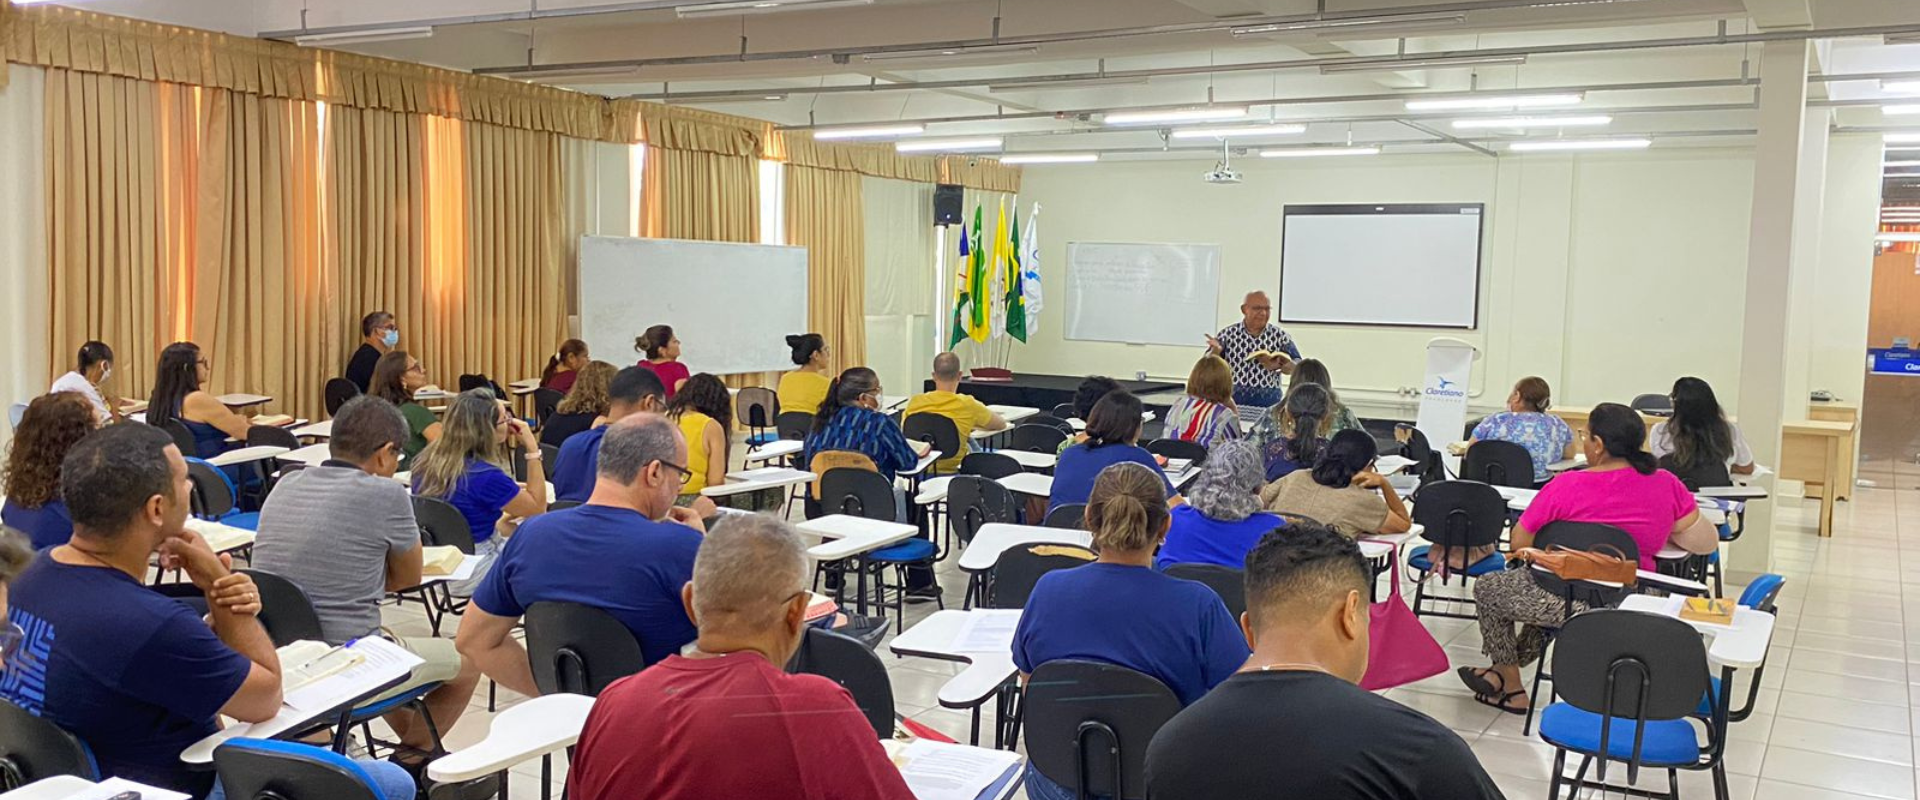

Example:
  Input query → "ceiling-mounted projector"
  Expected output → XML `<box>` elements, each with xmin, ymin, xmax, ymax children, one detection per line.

<box><xmin>1203</xmin><ymin>166</ymin><xmax>1243</xmax><ymax>184</ymax></box>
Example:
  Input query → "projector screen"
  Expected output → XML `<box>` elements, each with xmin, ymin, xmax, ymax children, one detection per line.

<box><xmin>1279</xmin><ymin>203</ymin><xmax>1484</xmax><ymax>329</ymax></box>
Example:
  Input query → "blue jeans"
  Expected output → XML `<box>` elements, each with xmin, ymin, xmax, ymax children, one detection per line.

<box><xmin>1023</xmin><ymin>764</ymin><xmax>1111</xmax><ymax>800</ymax></box>
<box><xmin>1232</xmin><ymin>385</ymin><xmax>1283</xmax><ymax>410</ymax></box>
<box><xmin>207</xmin><ymin>757</ymin><xmax>416</xmax><ymax>800</ymax></box>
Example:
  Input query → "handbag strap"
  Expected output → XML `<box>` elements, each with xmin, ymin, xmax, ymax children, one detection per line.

<box><xmin>1382</xmin><ymin>542</ymin><xmax>1405</xmax><ymax>602</ymax></box>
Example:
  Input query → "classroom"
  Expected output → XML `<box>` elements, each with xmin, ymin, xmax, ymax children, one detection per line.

<box><xmin>0</xmin><ymin>0</ymin><xmax>1913</xmax><ymax>798</ymax></box>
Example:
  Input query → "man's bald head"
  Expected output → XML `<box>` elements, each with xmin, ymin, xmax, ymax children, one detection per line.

<box><xmin>1242</xmin><ymin>291</ymin><xmax>1273</xmax><ymax>329</ymax></box>
<box><xmin>932</xmin><ymin>352</ymin><xmax>962</xmax><ymax>381</ymax></box>
<box><xmin>689</xmin><ymin>514</ymin><xmax>810</xmax><ymax>633</ymax></box>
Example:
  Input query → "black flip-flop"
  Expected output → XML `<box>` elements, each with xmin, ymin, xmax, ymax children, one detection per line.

<box><xmin>1474</xmin><ymin>690</ymin><xmax>1530</xmax><ymax>715</ymax></box>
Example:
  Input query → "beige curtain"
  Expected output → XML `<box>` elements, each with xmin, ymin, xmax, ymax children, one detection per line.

<box><xmin>787</xmin><ymin>164</ymin><xmax>867</xmax><ymax>371</ymax></box>
<box><xmin>462</xmin><ymin>121</ymin><xmax>568</xmax><ymax>391</ymax></box>
<box><xmin>640</xmin><ymin>146</ymin><xmax>759</xmax><ymax>242</ymax></box>
<box><xmin>0</xmin><ymin>64</ymin><xmax>49</xmax><ymax>445</ymax></box>
<box><xmin>326</xmin><ymin>105</ymin><xmax>434</xmax><ymax>389</ymax></box>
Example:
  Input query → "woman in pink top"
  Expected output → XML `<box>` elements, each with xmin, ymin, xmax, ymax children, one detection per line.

<box><xmin>634</xmin><ymin>324</ymin><xmax>691</xmax><ymax>399</ymax></box>
<box><xmin>1455</xmin><ymin>403</ymin><xmax>1718</xmax><ymax>715</ymax></box>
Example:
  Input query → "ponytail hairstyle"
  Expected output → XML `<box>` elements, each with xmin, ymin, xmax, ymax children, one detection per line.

<box><xmin>635</xmin><ymin>325</ymin><xmax>675</xmax><ymax>360</ymax></box>
<box><xmin>1588</xmin><ymin>402</ymin><xmax>1658</xmax><ymax>475</ymax></box>
<box><xmin>1280</xmin><ymin>383</ymin><xmax>1331</xmax><ymax>467</ymax></box>
<box><xmin>541</xmin><ymin>339</ymin><xmax>588</xmax><ymax>384</ymax></box>
<box><xmin>1666</xmin><ymin>376</ymin><xmax>1733</xmax><ymax>469</ymax></box>
<box><xmin>146</xmin><ymin>342</ymin><xmax>204</xmax><ymax>429</ymax></box>
<box><xmin>1083</xmin><ymin>390</ymin><xmax>1144</xmax><ymax>449</ymax></box>
<box><xmin>814</xmin><ymin>367</ymin><xmax>881</xmax><ymax>434</ymax></box>
<box><xmin>1086</xmin><ymin>462</ymin><xmax>1172</xmax><ymax>553</ymax></box>
<box><xmin>786</xmin><ymin>333</ymin><xmax>827</xmax><ymax>367</ymax></box>
<box><xmin>1312</xmin><ymin>429</ymin><xmax>1377</xmax><ymax>489</ymax></box>
<box><xmin>1513</xmin><ymin>376</ymin><xmax>1552</xmax><ymax>413</ymax></box>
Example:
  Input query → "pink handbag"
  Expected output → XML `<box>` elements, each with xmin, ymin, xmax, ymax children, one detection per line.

<box><xmin>1359</xmin><ymin>551</ymin><xmax>1450</xmax><ymax>691</ymax></box>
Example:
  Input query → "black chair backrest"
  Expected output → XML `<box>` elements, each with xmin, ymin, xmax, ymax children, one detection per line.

<box><xmin>1006</xmin><ymin>424</ymin><xmax>1068</xmax><ymax>454</ymax></box>
<box><xmin>1463</xmin><ymin>416</ymin><xmax>1484</xmax><ymax>442</ymax></box>
<box><xmin>524</xmin><ymin>601</ymin><xmax>646</xmax><ymax>697</ymax></box>
<box><xmin>1630</xmin><ymin>393</ymin><xmax>1674</xmax><ymax>416</ymax></box>
<box><xmin>959</xmin><ymin>452</ymin><xmax>1022</xmax><ymax>480</ymax></box>
<box><xmin>1409</xmin><ymin>480</ymin><xmax>1507</xmax><ymax>553</ymax></box>
<box><xmin>1041</xmin><ymin>503</ymin><xmax>1087</xmax><ymax>530</ymax></box>
<box><xmin>1531</xmin><ymin>521</ymin><xmax>1641</xmax><ymax>607</ymax></box>
<box><xmin>1553</xmin><ymin>609</ymin><xmax>1709</xmax><ymax>726</ymax></box>
<box><xmin>531</xmin><ymin>388</ymin><xmax>565</xmax><ymax>429</ymax></box>
<box><xmin>776</xmin><ymin>411</ymin><xmax>815</xmax><ymax>441</ymax></box>
<box><xmin>946</xmin><ymin>476</ymin><xmax>1017</xmax><ymax>546</ymax></box>
<box><xmin>411</xmin><ymin>495</ymin><xmax>477</xmax><ymax>554</ymax></box>
<box><xmin>162</xmin><ymin>419</ymin><xmax>200</xmax><ymax>458</ymax></box>
<box><xmin>737</xmin><ymin>387</ymin><xmax>778</xmax><ymax>430</ymax></box>
<box><xmin>0</xmin><ymin>700</ymin><xmax>94</xmax><ymax>789</ymax></box>
<box><xmin>324</xmin><ymin>378</ymin><xmax>361</xmax><ymax>416</ymax></box>
<box><xmin>1024</xmin><ymin>660</ymin><xmax>1182</xmax><ymax>800</ymax></box>
<box><xmin>540</xmin><ymin>443</ymin><xmax>561</xmax><ymax>484</ymax></box>
<box><xmin>458</xmin><ymin>375</ymin><xmax>506</xmax><ymax>399</ymax></box>
<box><xmin>787</xmin><ymin>627</ymin><xmax>894</xmax><ymax>738</ymax></box>
<box><xmin>988</xmin><ymin>544</ymin><xmax>1095</xmax><ymax>609</ymax></box>
<box><xmin>820</xmin><ymin>468</ymin><xmax>898</xmax><ymax>522</ymax></box>
<box><xmin>247</xmin><ymin>424</ymin><xmax>301</xmax><ymax>450</ymax></box>
<box><xmin>1461</xmin><ymin>440</ymin><xmax>1536</xmax><ymax>488</ymax></box>
<box><xmin>1026</xmin><ymin>413</ymin><xmax>1076</xmax><ymax>435</ymax></box>
<box><xmin>240</xmin><ymin>569</ymin><xmax>328</xmax><ymax>647</ymax></box>
<box><xmin>1398</xmin><ymin>427</ymin><xmax>1446</xmax><ymax>486</ymax></box>
<box><xmin>186</xmin><ymin>459</ymin><xmax>238</xmax><ymax>519</ymax></box>
<box><xmin>1051</xmin><ymin>402</ymin><xmax>1077</xmax><ymax>418</ymax></box>
<box><xmin>1163</xmin><ymin>564</ymin><xmax>1247</xmax><ymax>620</ymax></box>
<box><xmin>901</xmin><ymin>413</ymin><xmax>962</xmax><ymax>464</ymax></box>
<box><xmin>1657</xmin><ymin>454</ymin><xmax>1731</xmax><ymax>492</ymax></box>
<box><xmin>1145</xmin><ymin>438</ymin><xmax>1208</xmax><ymax>465</ymax></box>
<box><xmin>214</xmin><ymin>740</ymin><xmax>381</xmax><ymax>800</ymax></box>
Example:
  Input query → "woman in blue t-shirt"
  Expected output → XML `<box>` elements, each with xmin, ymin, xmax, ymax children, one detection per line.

<box><xmin>1</xmin><ymin>393</ymin><xmax>98</xmax><ymax>549</ymax></box>
<box><xmin>1014</xmin><ymin>461</ymin><xmax>1251</xmax><ymax>800</ymax></box>
<box><xmin>412</xmin><ymin>389</ymin><xmax>547</xmax><ymax>593</ymax></box>
<box><xmin>1156</xmin><ymin>439</ymin><xmax>1284</xmax><ymax>570</ymax></box>
<box><xmin>1049</xmin><ymin>390</ymin><xmax>1177</xmax><ymax>512</ymax></box>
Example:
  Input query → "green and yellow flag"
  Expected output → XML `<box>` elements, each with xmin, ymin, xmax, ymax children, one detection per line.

<box><xmin>967</xmin><ymin>203</ymin><xmax>989</xmax><ymax>342</ymax></box>
<box><xmin>1005</xmin><ymin>206</ymin><xmax>1028</xmax><ymax>343</ymax></box>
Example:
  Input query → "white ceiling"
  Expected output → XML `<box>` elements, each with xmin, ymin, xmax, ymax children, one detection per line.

<box><xmin>36</xmin><ymin>0</ymin><xmax>1920</xmax><ymax>162</ymax></box>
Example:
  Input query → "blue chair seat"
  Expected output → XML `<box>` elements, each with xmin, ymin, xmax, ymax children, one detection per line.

<box><xmin>1407</xmin><ymin>546</ymin><xmax>1505</xmax><ymax>577</ymax></box>
<box><xmin>217</xmin><ymin>511</ymin><xmax>261</xmax><ymax>531</ymax></box>
<box><xmin>866</xmin><ymin>538</ymin><xmax>937</xmax><ymax>563</ymax></box>
<box><xmin>1539</xmin><ymin>703</ymin><xmax>1702</xmax><ymax>766</ymax></box>
<box><xmin>746</xmin><ymin>432</ymin><xmax>780</xmax><ymax>447</ymax></box>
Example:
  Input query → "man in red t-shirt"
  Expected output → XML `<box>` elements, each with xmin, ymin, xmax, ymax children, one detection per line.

<box><xmin>567</xmin><ymin>514</ymin><xmax>913</xmax><ymax>800</ymax></box>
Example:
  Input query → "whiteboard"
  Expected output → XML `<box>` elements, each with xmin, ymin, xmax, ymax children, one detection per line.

<box><xmin>1279</xmin><ymin>204</ymin><xmax>1484</xmax><ymax>329</ymax></box>
<box><xmin>1064</xmin><ymin>242</ymin><xmax>1222</xmax><ymax>347</ymax></box>
<box><xmin>577</xmin><ymin>236</ymin><xmax>808</xmax><ymax>375</ymax></box>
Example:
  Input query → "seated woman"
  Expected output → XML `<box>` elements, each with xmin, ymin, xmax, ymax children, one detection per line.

<box><xmin>1469</xmin><ymin>376</ymin><xmax>1575</xmax><ymax>485</ymax></box>
<box><xmin>634</xmin><ymin>324</ymin><xmax>690</xmax><ymax>399</ymax></box>
<box><xmin>146</xmin><ymin>342</ymin><xmax>254</xmax><ymax>460</ymax></box>
<box><xmin>2</xmin><ymin>394</ymin><xmax>98</xmax><ymax>549</ymax></box>
<box><xmin>1155</xmin><ymin>439</ymin><xmax>1283</xmax><ymax>569</ymax></box>
<box><xmin>1163</xmin><ymin>355</ymin><xmax>1240</xmax><ymax>447</ymax></box>
<box><xmin>1013</xmin><ymin>461</ymin><xmax>1250</xmax><ymax>800</ymax></box>
<box><xmin>539</xmin><ymin>338</ymin><xmax>590</xmax><ymax>395</ymax></box>
<box><xmin>1257</xmin><ymin>383</ymin><xmax>1332</xmax><ymax>481</ymax></box>
<box><xmin>1051</xmin><ymin>391</ymin><xmax>1177</xmax><ymax>512</ymax></box>
<box><xmin>411</xmin><ymin>389</ymin><xmax>548</xmax><ymax>592</ymax></box>
<box><xmin>1649</xmin><ymin>376</ymin><xmax>1756</xmax><ymax>485</ymax></box>
<box><xmin>667</xmin><ymin>373</ymin><xmax>734</xmax><ymax>501</ymax></box>
<box><xmin>369</xmin><ymin>350</ymin><xmax>442</xmax><ymax>464</ymax></box>
<box><xmin>1456</xmin><ymin>403</ymin><xmax>1718</xmax><ymax>714</ymax></box>
<box><xmin>1289</xmin><ymin>359</ymin><xmax>1363</xmax><ymax>433</ymax></box>
<box><xmin>778</xmin><ymin>333</ymin><xmax>832</xmax><ymax>416</ymax></box>
<box><xmin>1056</xmin><ymin>375</ymin><xmax>1123</xmax><ymax>454</ymax></box>
<box><xmin>541</xmin><ymin>361</ymin><xmax>617</xmax><ymax>448</ymax></box>
<box><xmin>802</xmin><ymin>367</ymin><xmax>920</xmax><ymax>519</ymax></box>
<box><xmin>1260</xmin><ymin>429</ymin><xmax>1411</xmax><ymax>538</ymax></box>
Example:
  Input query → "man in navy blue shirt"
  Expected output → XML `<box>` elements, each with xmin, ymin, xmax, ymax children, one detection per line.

<box><xmin>458</xmin><ymin>413</ymin><xmax>710</xmax><ymax>696</ymax></box>
<box><xmin>551</xmin><ymin>366</ymin><xmax>666</xmax><ymax>503</ymax></box>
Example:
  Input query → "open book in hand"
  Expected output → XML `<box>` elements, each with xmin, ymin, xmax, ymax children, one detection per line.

<box><xmin>1244</xmin><ymin>350</ymin><xmax>1295</xmax><ymax>366</ymax></box>
<box><xmin>908</xmin><ymin>439</ymin><xmax>934</xmax><ymax>458</ymax></box>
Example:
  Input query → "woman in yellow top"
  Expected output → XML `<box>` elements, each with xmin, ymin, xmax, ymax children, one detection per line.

<box><xmin>777</xmin><ymin>333</ymin><xmax>832</xmax><ymax>414</ymax></box>
<box><xmin>668</xmin><ymin>373</ymin><xmax>734</xmax><ymax>500</ymax></box>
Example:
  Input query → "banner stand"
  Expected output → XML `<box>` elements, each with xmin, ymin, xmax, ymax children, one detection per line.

<box><xmin>1415</xmin><ymin>337</ymin><xmax>1480</xmax><ymax>453</ymax></box>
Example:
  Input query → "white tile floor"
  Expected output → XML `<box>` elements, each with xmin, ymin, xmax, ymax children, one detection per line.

<box><xmin>357</xmin><ymin>453</ymin><xmax>1920</xmax><ymax>800</ymax></box>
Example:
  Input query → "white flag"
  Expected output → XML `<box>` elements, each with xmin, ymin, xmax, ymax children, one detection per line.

<box><xmin>1020</xmin><ymin>202</ymin><xmax>1043</xmax><ymax>337</ymax></box>
<box><xmin>989</xmin><ymin>198</ymin><xmax>1009</xmax><ymax>340</ymax></box>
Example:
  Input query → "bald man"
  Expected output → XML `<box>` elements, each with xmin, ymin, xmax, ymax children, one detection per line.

<box><xmin>904</xmin><ymin>351</ymin><xmax>1009</xmax><ymax>473</ymax></box>
<box><xmin>1206</xmin><ymin>291</ymin><xmax>1300</xmax><ymax>409</ymax></box>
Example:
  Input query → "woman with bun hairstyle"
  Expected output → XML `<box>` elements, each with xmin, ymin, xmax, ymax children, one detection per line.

<box><xmin>777</xmin><ymin>333</ymin><xmax>832</xmax><ymax>415</ymax></box>
<box><xmin>633</xmin><ymin>325</ymin><xmax>689</xmax><ymax>399</ymax></box>
<box><xmin>539</xmin><ymin>339</ymin><xmax>590</xmax><ymax>395</ymax></box>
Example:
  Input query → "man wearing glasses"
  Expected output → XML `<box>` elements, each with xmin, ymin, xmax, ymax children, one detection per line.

<box><xmin>1205</xmin><ymin>290</ymin><xmax>1301</xmax><ymax>410</ymax></box>
<box><xmin>345</xmin><ymin>311</ymin><xmax>401</xmax><ymax>393</ymax></box>
<box><xmin>455</xmin><ymin>413</ymin><xmax>708</xmax><ymax>697</ymax></box>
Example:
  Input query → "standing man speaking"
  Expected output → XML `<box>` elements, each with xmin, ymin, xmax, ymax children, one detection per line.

<box><xmin>1206</xmin><ymin>291</ymin><xmax>1300</xmax><ymax>409</ymax></box>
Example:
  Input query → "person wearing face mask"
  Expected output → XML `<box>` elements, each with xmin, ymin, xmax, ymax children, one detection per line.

<box><xmin>49</xmin><ymin>341</ymin><xmax>123</xmax><ymax>424</ymax></box>
<box><xmin>346</xmin><ymin>311</ymin><xmax>401</xmax><ymax>393</ymax></box>
<box><xmin>565</xmin><ymin>513</ymin><xmax>914</xmax><ymax>800</ymax></box>
<box><xmin>1145</xmin><ymin>524</ymin><xmax>1506</xmax><ymax>800</ymax></box>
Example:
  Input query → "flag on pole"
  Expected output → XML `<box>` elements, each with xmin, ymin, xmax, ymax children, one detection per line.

<box><xmin>947</xmin><ymin>218</ymin><xmax>974</xmax><ymax>348</ymax></box>
<box><xmin>1020</xmin><ymin>203</ymin><xmax>1043</xmax><ymax>339</ymax></box>
<box><xmin>989</xmin><ymin>199</ymin><xmax>1010</xmax><ymax>340</ymax></box>
<box><xmin>1004</xmin><ymin>204</ymin><xmax>1028</xmax><ymax>343</ymax></box>
<box><xmin>966</xmin><ymin>204</ymin><xmax>989</xmax><ymax>343</ymax></box>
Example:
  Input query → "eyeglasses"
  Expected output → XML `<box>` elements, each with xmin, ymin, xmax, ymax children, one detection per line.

<box><xmin>656</xmin><ymin>460</ymin><xmax>693</xmax><ymax>486</ymax></box>
<box><xmin>0</xmin><ymin>621</ymin><xmax>26</xmax><ymax>664</ymax></box>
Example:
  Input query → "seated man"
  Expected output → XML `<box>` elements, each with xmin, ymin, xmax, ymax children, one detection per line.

<box><xmin>903</xmin><ymin>351</ymin><xmax>1008</xmax><ymax>473</ymax></box>
<box><xmin>457</xmin><ymin>413</ymin><xmax>708</xmax><ymax>696</ymax></box>
<box><xmin>250</xmin><ymin>396</ymin><xmax>480</xmax><ymax>770</ymax></box>
<box><xmin>567</xmin><ymin>514</ymin><xmax>913</xmax><ymax>800</ymax></box>
<box><xmin>0</xmin><ymin>424</ymin><xmax>412</xmax><ymax>799</ymax></box>
<box><xmin>551</xmin><ymin>366</ymin><xmax>666</xmax><ymax>503</ymax></box>
<box><xmin>1145</xmin><ymin>524</ymin><xmax>1504</xmax><ymax>800</ymax></box>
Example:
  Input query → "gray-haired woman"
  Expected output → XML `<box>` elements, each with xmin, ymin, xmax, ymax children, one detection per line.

<box><xmin>1154</xmin><ymin>440</ymin><xmax>1286</xmax><ymax>570</ymax></box>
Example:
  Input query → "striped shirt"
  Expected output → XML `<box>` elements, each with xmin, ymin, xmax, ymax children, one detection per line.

<box><xmin>802</xmin><ymin>406</ymin><xmax>920</xmax><ymax>480</ymax></box>
<box><xmin>1213</xmin><ymin>322</ymin><xmax>1301</xmax><ymax>391</ymax></box>
<box><xmin>1163</xmin><ymin>395</ymin><xmax>1241</xmax><ymax>447</ymax></box>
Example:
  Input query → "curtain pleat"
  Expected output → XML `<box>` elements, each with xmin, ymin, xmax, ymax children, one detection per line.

<box><xmin>327</xmin><ymin>104</ymin><xmax>432</xmax><ymax>390</ymax></box>
<box><xmin>787</xmin><ymin>164</ymin><xmax>868</xmax><ymax>372</ymax></box>
<box><xmin>464</xmin><ymin>121</ymin><xmax>568</xmax><ymax>394</ymax></box>
<box><xmin>641</xmin><ymin>146</ymin><xmax>759</xmax><ymax>242</ymax></box>
<box><xmin>0</xmin><ymin>64</ymin><xmax>50</xmax><ymax>448</ymax></box>
<box><xmin>862</xmin><ymin>176</ymin><xmax>935</xmax><ymax>317</ymax></box>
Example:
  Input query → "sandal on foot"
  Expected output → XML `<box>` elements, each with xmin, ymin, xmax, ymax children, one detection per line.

<box><xmin>1456</xmin><ymin>666</ymin><xmax>1501</xmax><ymax>696</ymax></box>
<box><xmin>1473</xmin><ymin>690</ymin><xmax>1530</xmax><ymax>715</ymax></box>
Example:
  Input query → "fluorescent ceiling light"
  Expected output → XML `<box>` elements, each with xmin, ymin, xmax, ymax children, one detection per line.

<box><xmin>1884</xmin><ymin>80</ymin><xmax>1920</xmax><ymax>94</ymax></box>
<box><xmin>896</xmin><ymin>137</ymin><xmax>1003</xmax><ymax>154</ymax></box>
<box><xmin>1877</xmin><ymin>233</ymin><xmax>1920</xmax><ymax>242</ymax></box>
<box><xmin>661</xmin><ymin>93</ymin><xmax>789</xmax><ymax>104</ymax></box>
<box><xmin>863</xmin><ymin>44</ymin><xmax>1039</xmax><ymax>62</ymax></box>
<box><xmin>1260</xmin><ymin>146</ymin><xmax>1380</xmax><ymax>158</ymax></box>
<box><xmin>998</xmin><ymin>153</ymin><xmax>1100</xmax><ymax>165</ymax></box>
<box><xmin>1170</xmin><ymin>123</ymin><xmax>1308</xmax><ymax>139</ymax></box>
<box><xmin>1405</xmin><ymin>93</ymin><xmax>1585</xmax><ymax>112</ymax></box>
<box><xmin>677</xmin><ymin>0</ymin><xmax>872</xmax><ymax>18</ymax></box>
<box><xmin>1886</xmin><ymin>161</ymin><xmax>1920</xmax><ymax>168</ymax></box>
<box><xmin>1451</xmin><ymin>115</ymin><xmax>1613</xmax><ymax>130</ymax></box>
<box><xmin>1231</xmin><ymin>11</ymin><xmax>1466</xmax><ymax>36</ymax></box>
<box><xmin>812</xmin><ymin>123</ymin><xmax>926</xmax><ymax>140</ymax></box>
<box><xmin>1885</xmin><ymin>105</ymin><xmax>1920</xmax><ymax>116</ymax></box>
<box><xmin>294</xmin><ymin>26</ymin><xmax>434</xmax><ymax>46</ymax></box>
<box><xmin>1886</xmin><ymin>133</ymin><xmax>1920</xmax><ymax>144</ymax></box>
<box><xmin>1321</xmin><ymin>55</ymin><xmax>1527</xmax><ymax>75</ymax></box>
<box><xmin>1508</xmin><ymin>138</ymin><xmax>1652</xmax><ymax>152</ymax></box>
<box><xmin>1104</xmin><ymin>106</ymin><xmax>1248</xmax><ymax>126</ymax></box>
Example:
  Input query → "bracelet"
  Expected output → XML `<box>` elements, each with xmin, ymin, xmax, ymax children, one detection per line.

<box><xmin>525</xmin><ymin>452</ymin><xmax>543</xmax><ymax>460</ymax></box>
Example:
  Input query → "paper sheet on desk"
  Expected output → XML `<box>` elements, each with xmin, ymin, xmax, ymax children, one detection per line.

<box><xmin>891</xmin><ymin>740</ymin><xmax>1022</xmax><ymax>800</ymax></box>
<box><xmin>282</xmin><ymin>637</ymin><xmax>423</xmax><ymax>714</ymax></box>
<box><xmin>62</xmin><ymin>777</ymin><xmax>191</xmax><ymax>800</ymax></box>
<box><xmin>951</xmin><ymin>610</ymin><xmax>1021</xmax><ymax>652</ymax></box>
<box><xmin>733</xmin><ymin>466</ymin><xmax>799</xmax><ymax>481</ymax></box>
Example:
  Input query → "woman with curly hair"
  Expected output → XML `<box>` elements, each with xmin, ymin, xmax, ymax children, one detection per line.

<box><xmin>2</xmin><ymin>393</ymin><xmax>99</xmax><ymax>549</ymax></box>
<box><xmin>666</xmin><ymin>373</ymin><xmax>735</xmax><ymax>499</ymax></box>
<box><xmin>542</xmin><ymin>361</ymin><xmax>618</xmax><ymax>448</ymax></box>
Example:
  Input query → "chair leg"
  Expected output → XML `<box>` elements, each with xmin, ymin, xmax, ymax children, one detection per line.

<box><xmin>1669</xmin><ymin>768</ymin><xmax>1682</xmax><ymax>800</ymax></box>
<box><xmin>1711</xmin><ymin>763</ymin><xmax>1730</xmax><ymax>800</ymax></box>
<box><xmin>1549</xmin><ymin>748</ymin><xmax>1567</xmax><ymax>800</ymax></box>
<box><xmin>1524</xmin><ymin>663</ymin><xmax>1547</xmax><ymax>736</ymax></box>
